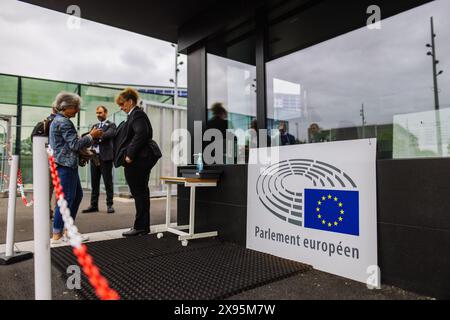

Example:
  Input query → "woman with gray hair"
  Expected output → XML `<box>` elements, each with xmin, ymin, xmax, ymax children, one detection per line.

<box><xmin>49</xmin><ymin>92</ymin><xmax>103</xmax><ymax>244</ymax></box>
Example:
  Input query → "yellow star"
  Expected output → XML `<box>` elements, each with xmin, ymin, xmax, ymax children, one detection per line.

<box><xmin>316</xmin><ymin>207</ymin><xmax>320</xmax><ymax>212</ymax></box>
<box><xmin>318</xmin><ymin>214</ymin><xmax>322</xmax><ymax>219</ymax></box>
<box><xmin>328</xmin><ymin>195</ymin><xmax>332</xmax><ymax>199</ymax></box>
<box><xmin>334</xmin><ymin>221</ymin><xmax>338</xmax><ymax>226</ymax></box>
<box><xmin>322</xmin><ymin>196</ymin><xmax>326</xmax><ymax>201</ymax></box>
<box><xmin>328</xmin><ymin>222</ymin><xmax>332</xmax><ymax>227</ymax></box>
<box><xmin>322</xmin><ymin>220</ymin><xmax>326</xmax><ymax>225</ymax></box>
<box><xmin>339</xmin><ymin>217</ymin><xmax>343</xmax><ymax>221</ymax></box>
<box><xmin>334</xmin><ymin>197</ymin><xmax>338</xmax><ymax>202</ymax></box>
<box><xmin>338</xmin><ymin>202</ymin><xmax>343</xmax><ymax>207</ymax></box>
<box><xmin>317</xmin><ymin>201</ymin><xmax>322</xmax><ymax>205</ymax></box>
<box><xmin>340</xmin><ymin>210</ymin><xmax>345</xmax><ymax>214</ymax></box>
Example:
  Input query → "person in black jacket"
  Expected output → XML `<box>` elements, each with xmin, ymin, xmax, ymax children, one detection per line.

<box><xmin>114</xmin><ymin>88</ymin><xmax>153</xmax><ymax>237</ymax></box>
<box><xmin>204</xmin><ymin>102</ymin><xmax>234</xmax><ymax>164</ymax></box>
<box><xmin>82</xmin><ymin>105</ymin><xmax>117</xmax><ymax>214</ymax></box>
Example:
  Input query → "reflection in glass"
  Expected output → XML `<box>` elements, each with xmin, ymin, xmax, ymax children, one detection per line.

<box><xmin>393</xmin><ymin>108</ymin><xmax>450</xmax><ymax>159</ymax></box>
<box><xmin>207</xmin><ymin>53</ymin><xmax>257</xmax><ymax>163</ymax></box>
<box><xmin>266</xmin><ymin>0</ymin><xmax>450</xmax><ymax>159</ymax></box>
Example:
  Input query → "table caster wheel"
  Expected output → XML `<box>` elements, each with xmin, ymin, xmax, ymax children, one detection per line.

<box><xmin>157</xmin><ymin>233</ymin><xmax>163</xmax><ymax>239</ymax></box>
<box><xmin>181</xmin><ymin>240</ymin><xmax>188</xmax><ymax>246</ymax></box>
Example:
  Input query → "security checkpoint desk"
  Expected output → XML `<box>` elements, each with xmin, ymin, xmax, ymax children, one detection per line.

<box><xmin>158</xmin><ymin>176</ymin><xmax>219</xmax><ymax>246</ymax></box>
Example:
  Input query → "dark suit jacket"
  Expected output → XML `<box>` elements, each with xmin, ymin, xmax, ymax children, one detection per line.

<box><xmin>91</xmin><ymin>120</ymin><xmax>117</xmax><ymax>161</ymax></box>
<box><xmin>280</xmin><ymin>133</ymin><xmax>296</xmax><ymax>146</ymax></box>
<box><xmin>113</xmin><ymin>108</ymin><xmax>153</xmax><ymax>168</ymax></box>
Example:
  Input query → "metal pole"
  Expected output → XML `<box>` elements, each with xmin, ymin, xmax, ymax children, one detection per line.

<box><xmin>33</xmin><ymin>136</ymin><xmax>51</xmax><ymax>300</ymax></box>
<box><xmin>361</xmin><ymin>104</ymin><xmax>366</xmax><ymax>139</ymax></box>
<box><xmin>430</xmin><ymin>17</ymin><xmax>440</xmax><ymax>111</ymax></box>
<box><xmin>5</xmin><ymin>155</ymin><xmax>19</xmax><ymax>257</ymax></box>
<box><xmin>166</xmin><ymin>184</ymin><xmax>172</xmax><ymax>228</ymax></box>
<box><xmin>0</xmin><ymin>152</ymin><xmax>33</xmax><ymax>265</ymax></box>
<box><xmin>15</xmin><ymin>77</ymin><xmax>22</xmax><ymax>155</ymax></box>
<box><xmin>77</xmin><ymin>84</ymin><xmax>81</xmax><ymax>132</ymax></box>
<box><xmin>159</xmin><ymin>107</ymin><xmax>164</xmax><ymax>190</ymax></box>
<box><xmin>173</xmin><ymin>110</ymin><xmax>179</xmax><ymax>177</ymax></box>
<box><xmin>174</xmin><ymin>46</ymin><xmax>179</xmax><ymax>108</ymax></box>
<box><xmin>189</xmin><ymin>186</ymin><xmax>196</xmax><ymax>236</ymax></box>
<box><xmin>429</xmin><ymin>17</ymin><xmax>443</xmax><ymax>156</ymax></box>
<box><xmin>0</xmin><ymin>122</ymin><xmax>7</xmax><ymax>193</ymax></box>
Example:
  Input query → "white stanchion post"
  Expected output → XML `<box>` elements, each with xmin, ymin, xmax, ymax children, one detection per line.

<box><xmin>33</xmin><ymin>136</ymin><xmax>51</xmax><ymax>300</ymax></box>
<box><xmin>5</xmin><ymin>155</ymin><xmax>19</xmax><ymax>257</ymax></box>
<box><xmin>0</xmin><ymin>155</ymin><xmax>33</xmax><ymax>265</ymax></box>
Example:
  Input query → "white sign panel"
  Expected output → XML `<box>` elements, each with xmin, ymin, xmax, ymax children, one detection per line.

<box><xmin>246</xmin><ymin>139</ymin><xmax>378</xmax><ymax>284</ymax></box>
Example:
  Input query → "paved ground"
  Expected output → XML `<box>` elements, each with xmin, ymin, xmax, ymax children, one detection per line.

<box><xmin>0</xmin><ymin>259</ymin><xmax>79</xmax><ymax>300</ymax></box>
<box><xmin>0</xmin><ymin>257</ymin><xmax>431</xmax><ymax>300</ymax></box>
<box><xmin>0</xmin><ymin>193</ymin><xmax>177</xmax><ymax>244</ymax></box>
<box><xmin>0</xmin><ymin>193</ymin><xmax>433</xmax><ymax>300</ymax></box>
<box><xmin>230</xmin><ymin>270</ymin><xmax>431</xmax><ymax>300</ymax></box>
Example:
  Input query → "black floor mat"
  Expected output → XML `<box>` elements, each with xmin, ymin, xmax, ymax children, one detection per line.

<box><xmin>51</xmin><ymin>234</ymin><xmax>311</xmax><ymax>300</ymax></box>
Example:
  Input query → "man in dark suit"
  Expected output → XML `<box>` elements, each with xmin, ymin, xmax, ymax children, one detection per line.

<box><xmin>279</xmin><ymin>122</ymin><xmax>297</xmax><ymax>146</ymax></box>
<box><xmin>82</xmin><ymin>106</ymin><xmax>117</xmax><ymax>214</ymax></box>
<box><xmin>114</xmin><ymin>88</ymin><xmax>153</xmax><ymax>236</ymax></box>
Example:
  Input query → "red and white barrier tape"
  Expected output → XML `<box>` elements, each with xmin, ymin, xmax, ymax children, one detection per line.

<box><xmin>46</xmin><ymin>146</ymin><xmax>120</xmax><ymax>300</ymax></box>
<box><xmin>17</xmin><ymin>169</ymin><xmax>34</xmax><ymax>207</ymax></box>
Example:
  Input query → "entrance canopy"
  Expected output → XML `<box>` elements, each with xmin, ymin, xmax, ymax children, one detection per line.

<box><xmin>19</xmin><ymin>0</ymin><xmax>251</xmax><ymax>44</ymax></box>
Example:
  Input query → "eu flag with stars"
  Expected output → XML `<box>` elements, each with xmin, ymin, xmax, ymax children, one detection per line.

<box><xmin>304</xmin><ymin>189</ymin><xmax>359</xmax><ymax>236</ymax></box>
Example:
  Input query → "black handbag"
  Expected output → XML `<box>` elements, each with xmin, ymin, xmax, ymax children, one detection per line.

<box><xmin>114</xmin><ymin>148</ymin><xmax>126</xmax><ymax>168</ymax></box>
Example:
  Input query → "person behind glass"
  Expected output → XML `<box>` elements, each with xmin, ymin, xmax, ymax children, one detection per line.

<box><xmin>279</xmin><ymin>122</ymin><xmax>296</xmax><ymax>145</ymax></box>
<box><xmin>82</xmin><ymin>106</ymin><xmax>117</xmax><ymax>214</ymax></box>
<box><xmin>49</xmin><ymin>92</ymin><xmax>103</xmax><ymax>243</ymax></box>
<box><xmin>245</xmin><ymin>119</ymin><xmax>270</xmax><ymax>162</ymax></box>
<box><xmin>206</xmin><ymin>102</ymin><xmax>228</xmax><ymax>138</ymax></box>
<box><xmin>114</xmin><ymin>88</ymin><xmax>153</xmax><ymax>237</ymax></box>
<box><xmin>308</xmin><ymin>123</ymin><xmax>328</xmax><ymax>143</ymax></box>
<box><xmin>204</xmin><ymin>102</ymin><xmax>233</xmax><ymax>164</ymax></box>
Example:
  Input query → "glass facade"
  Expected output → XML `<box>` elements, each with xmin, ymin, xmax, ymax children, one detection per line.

<box><xmin>206</xmin><ymin>53</ymin><xmax>257</xmax><ymax>163</ymax></box>
<box><xmin>0</xmin><ymin>74</ymin><xmax>18</xmax><ymax>105</ymax></box>
<box><xmin>206</xmin><ymin>20</ymin><xmax>257</xmax><ymax>163</ymax></box>
<box><xmin>0</xmin><ymin>74</ymin><xmax>187</xmax><ymax>194</ymax></box>
<box><xmin>207</xmin><ymin>54</ymin><xmax>257</xmax><ymax>129</ymax></box>
<box><xmin>266</xmin><ymin>0</ymin><xmax>450</xmax><ymax>159</ymax></box>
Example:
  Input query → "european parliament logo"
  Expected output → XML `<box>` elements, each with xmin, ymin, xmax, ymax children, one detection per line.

<box><xmin>256</xmin><ymin>159</ymin><xmax>359</xmax><ymax>231</ymax></box>
<box><xmin>304</xmin><ymin>189</ymin><xmax>359</xmax><ymax>236</ymax></box>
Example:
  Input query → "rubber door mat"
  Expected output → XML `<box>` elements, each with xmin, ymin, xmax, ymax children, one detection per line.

<box><xmin>51</xmin><ymin>234</ymin><xmax>311</xmax><ymax>300</ymax></box>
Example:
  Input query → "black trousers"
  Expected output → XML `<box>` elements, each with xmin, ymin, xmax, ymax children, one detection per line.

<box><xmin>90</xmin><ymin>159</ymin><xmax>114</xmax><ymax>207</ymax></box>
<box><xmin>124</xmin><ymin>159</ymin><xmax>151</xmax><ymax>231</ymax></box>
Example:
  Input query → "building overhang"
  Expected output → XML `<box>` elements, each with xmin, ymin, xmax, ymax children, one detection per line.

<box><xmin>19</xmin><ymin>0</ymin><xmax>226</xmax><ymax>44</ymax></box>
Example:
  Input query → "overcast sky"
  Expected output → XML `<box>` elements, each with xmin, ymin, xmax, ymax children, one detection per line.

<box><xmin>0</xmin><ymin>0</ymin><xmax>187</xmax><ymax>87</ymax></box>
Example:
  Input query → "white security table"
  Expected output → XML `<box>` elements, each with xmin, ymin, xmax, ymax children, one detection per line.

<box><xmin>157</xmin><ymin>176</ymin><xmax>219</xmax><ymax>246</ymax></box>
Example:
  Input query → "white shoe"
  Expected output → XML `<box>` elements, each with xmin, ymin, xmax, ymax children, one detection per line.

<box><xmin>50</xmin><ymin>236</ymin><xmax>67</xmax><ymax>246</ymax></box>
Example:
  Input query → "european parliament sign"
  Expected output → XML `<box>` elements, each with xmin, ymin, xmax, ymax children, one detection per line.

<box><xmin>246</xmin><ymin>139</ymin><xmax>378</xmax><ymax>284</ymax></box>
